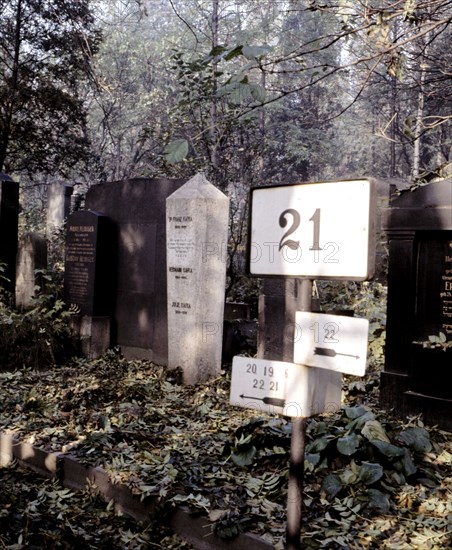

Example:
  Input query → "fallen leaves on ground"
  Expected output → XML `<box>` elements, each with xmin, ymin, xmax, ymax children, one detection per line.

<box><xmin>0</xmin><ymin>349</ymin><xmax>451</xmax><ymax>549</ymax></box>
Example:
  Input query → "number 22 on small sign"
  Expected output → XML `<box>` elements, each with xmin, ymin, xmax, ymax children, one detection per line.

<box><xmin>279</xmin><ymin>208</ymin><xmax>323</xmax><ymax>252</ymax></box>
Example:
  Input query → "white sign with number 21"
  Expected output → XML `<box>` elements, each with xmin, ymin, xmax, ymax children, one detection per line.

<box><xmin>249</xmin><ymin>179</ymin><xmax>376</xmax><ymax>280</ymax></box>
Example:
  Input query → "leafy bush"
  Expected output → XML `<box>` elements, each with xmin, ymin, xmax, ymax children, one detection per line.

<box><xmin>0</xmin><ymin>269</ymin><xmax>77</xmax><ymax>370</ymax></box>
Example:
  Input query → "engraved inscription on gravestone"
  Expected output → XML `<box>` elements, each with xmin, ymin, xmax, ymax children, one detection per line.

<box><xmin>442</xmin><ymin>241</ymin><xmax>452</xmax><ymax>337</ymax></box>
<box><xmin>65</xmin><ymin>223</ymin><xmax>95</xmax><ymax>308</ymax></box>
<box><xmin>167</xmin><ymin>215</ymin><xmax>195</xmax><ymax>317</ymax></box>
<box><xmin>64</xmin><ymin>211</ymin><xmax>115</xmax><ymax>317</ymax></box>
<box><xmin>167</xmin><ymin>174</ymin><xmax>229</xmax><ymax>385</ymax></box>
<box><xmin>415</xmin><ymin>234</ymin><xmax>452</xmax><ymax>341</ymax></box>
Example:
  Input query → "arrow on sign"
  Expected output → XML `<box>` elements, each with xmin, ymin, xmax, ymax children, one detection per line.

<box><xmin>240</xmin><ymin>394</ymin><xmax>286</xmax><ymax>407</ymax></box>
<box><xmin>314</xmin><ymin>347</ymin><xmax>360</xmax><ymax>360</ymax></box>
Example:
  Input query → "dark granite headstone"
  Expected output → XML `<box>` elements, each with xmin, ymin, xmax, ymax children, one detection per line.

<box><xmin>85</xmin><ymin>178</ymin><xmax>184</xmax><ymax>363</ymax></box>
<box><xmin>415</xmin><ymin>235</ymin><xmax>452</xmax><ymax>340</ymax></box>
<box><xmin>381</xmin><ymin>179</ymin><xmax>452</xmax><ymax>430</ymax></box>
<box><xmin>443</xmin><ymin>241</ymin><xmax>452</xmax><ymax>336</ymax></box>
<box><xmin>64</xmin><ymin>210</ymin><xmax>116</xmax><ymax>316</ymax></box>
<box><xmin>0</xmin><ymin>176</ymin><xmax>19</xmax><ymax>295</ymax></box>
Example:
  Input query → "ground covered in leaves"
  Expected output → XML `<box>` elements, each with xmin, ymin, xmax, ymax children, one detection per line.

<box><xmin>0</xmin><ymin>349</ymin><xmax>451</xmax><ymax>549</ymax></box>
<box><xmin>0</xmin><ymin>461</ymin><xmax>191</xmax><ymax>549</ymax></box>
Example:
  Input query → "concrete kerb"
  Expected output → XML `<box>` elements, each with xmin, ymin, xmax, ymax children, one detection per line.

<box><xmin>0</xmin><ymin>432</ymin><xmax>274</xmax><ymax>549</ymax></box>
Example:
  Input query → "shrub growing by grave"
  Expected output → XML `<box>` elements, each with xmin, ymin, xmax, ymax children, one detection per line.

<box><xmin>0</xmin><ymin>269</ymin><xmax>77</xmax><ymax>370</ymax></box>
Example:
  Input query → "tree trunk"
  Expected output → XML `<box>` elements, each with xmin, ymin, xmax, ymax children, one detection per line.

<box><xmin>210</xmin><ymin>0</ymin><xmax>219</xmax><ymax>172</ymax></box>
<box><xmin>390</xmin><ymin>76</ymin><xmax>397</xmax><ymax>177</ymax></box>
<box><xmin>0</xmin><ymin>0</ymin><xmax>22</xmax><ymax>171</ymax></box>
<box><xmin>411</xmin><ymin>64</ymin><xmax>426</xmax><ymax>182</ymax></box>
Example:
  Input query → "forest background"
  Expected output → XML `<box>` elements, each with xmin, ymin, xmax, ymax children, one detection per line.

<box><xmin>0</xmin><ymin>0</ymin><xmax>451</xmax><ymax>234</ymax></box>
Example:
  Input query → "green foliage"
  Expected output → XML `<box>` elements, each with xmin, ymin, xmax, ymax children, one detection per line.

<box><xmin>163</xmin><ymin>138</ymin><xmax>189</xmax><ymax>164</ymax></box>
<box><xmin>305</xmin><ymin>406</ymin><xmax>435</xmax><ymax>512</ymax></box>
<box><xmin>0</xmin><ymin>270</ymin><xmax>76</xmax><ymax>370</ymax></box>
<box><xmin>0</xmin><ymin>0</ymin><xmax>100</xmax><ymax>176</ymax></box>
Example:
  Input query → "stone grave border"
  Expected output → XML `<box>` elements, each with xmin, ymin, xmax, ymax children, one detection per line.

<box><xmin>0</xmin><ymin>431</ymin><xmax>272</xmax><ymax>550</ymax></box>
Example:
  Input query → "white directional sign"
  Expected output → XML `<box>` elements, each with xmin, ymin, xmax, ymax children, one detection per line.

<box><xmin>294</xmin><ymin>312</ymin><xmax>369</xmax><ymax>376</ymax></box>
<box><xmin>230</xmin><ymin>356</ymin><xmax>342</xmax><ymax>418</ymax></box>
<box><xmin>248</xmin><ymin>179</ymin><xmax>376</xmax><ymax>280</ymax></box>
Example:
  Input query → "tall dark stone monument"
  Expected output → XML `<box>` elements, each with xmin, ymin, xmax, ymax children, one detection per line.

<box><xmin>85</xmin><ymin>178</ymin><xmax>184</xmax><ymax>363</ymax></box>
<box><xmin>64</xmin><ymin>210</ymin><xmax>116</xmax><ymax>317</ymax></box>
<box><xmin>381</xmin><ymin>179</ymin><xmax>452</xmax><ymax>430</ymax></box>
<box><xmin>64</xmin><ymin>210</ymin><xmax>116</xmax><ymax>359</ymax></box>
<box><xmin>0</xmin><ymin>174</ymin><xmax>19</xmax><ymax>295</ymax></box>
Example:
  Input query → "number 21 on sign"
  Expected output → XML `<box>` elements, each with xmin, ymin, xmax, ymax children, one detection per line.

<box><xmin>279</xmin><ymin>208</ymin><xmax>323</xmax><ymax>256</ymax></box>
<box><xmin>249</xmin><ymin>179</ymin><xmax>376</xmax><ymax>279</ymax></box>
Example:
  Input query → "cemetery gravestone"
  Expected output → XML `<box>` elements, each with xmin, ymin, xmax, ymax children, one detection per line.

<box><xmin>64</xmin><ymin>210</ymin><xmax>116</xmax><ymax>317</ymax></box>
<box><xmin>64</xmin><ymin>210</ymin><xmax>116</xmax><ymax>359</ymax></box>
<box><xmin>166</xmin><ymin>173</ymin><xmax>229</xmax><ymax>384</ymax></box>
<box><xmin>46</xmin><ymin>182</ymin><xmax>73</xmax><ymax>235</ymax></box>
<box><xmin>443</xmin><ymin>241</ymin><xmax>452</xmax><ymax>335</ymax></box>
<box><xmin>85</xmin><ymin>178</ymin><xmax>184</xmax><ymax>363</ymax></box>
<box><xmin>15</xmin><ymin>233</ymin><xmax>47</xmax><ymax>309</ymax></box>
<box><xmin>381</xmin><ymin>179</ymin><xmax>452</xmax><ymax>430</ymax></box>
<box><xmin>0</xmin><ymin>175</ymin><xmax>19</xmax><ymax>295</ymax></box>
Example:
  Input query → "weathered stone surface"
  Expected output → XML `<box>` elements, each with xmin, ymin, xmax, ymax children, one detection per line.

<box><xmin>46</xmin><ymin>182</ymin><xmax>73</xmax><ymax>235</ymax></box>
<box><xmin>69</xmin><ymin>315</ymin><xmax>111</xmax><ymax>359</ymax></box>
<box><xmin>167</xmin><ymin>173</ymin><xmax>229</xmax><ymax>384</ymax></box>
<box><xmin>85</xmin><ymin>178</ymin><xmax>184</xmax><ymax>363</ymax></box>
<box><xmin>15</xmin><ymin>233</ymin><xmax>47</xmax><ymax>309</ymax></box>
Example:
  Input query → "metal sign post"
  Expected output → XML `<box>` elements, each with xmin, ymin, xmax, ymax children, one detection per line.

<box><xmin>286</xmin><ymin>278</ymin><xmax>311</xmax><ymax>550</ymax></box>
<box><xmin>229</xmin><ymin>179</ymin><xmax>376</xmax><ymax>550</ymax></box>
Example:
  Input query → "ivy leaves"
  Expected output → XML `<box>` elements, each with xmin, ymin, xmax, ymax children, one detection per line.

<box><xmin>306</xmin><ymin>406</ymin><xmax>435</xmax><ymax>519</ymax></box>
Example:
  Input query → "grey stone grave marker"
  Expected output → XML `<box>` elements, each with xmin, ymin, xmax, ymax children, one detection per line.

<box><xmin>166</xmin><ymin>173</ymin><xmax>229</xmax><ymax>384</ymax></box>
<box><xmin>46</xmin><ymin>182</ymin><xmax>73</xmax><ymax>236</ymax></box>
<box><xmin>15</xmin><ymin>233</ymin><xmax>47</xmax><ymax>309</ymax></box>
<box><xmin>0</xmin><ymin>174</ymin><xmax>19</xmax><ymax>295</ymax></box>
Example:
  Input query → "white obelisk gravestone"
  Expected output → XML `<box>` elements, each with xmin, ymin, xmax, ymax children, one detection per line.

<box><xmin>166</xmin><ymin>173</ymin><xmax>229</xmax><ymax>384</ymax></box>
